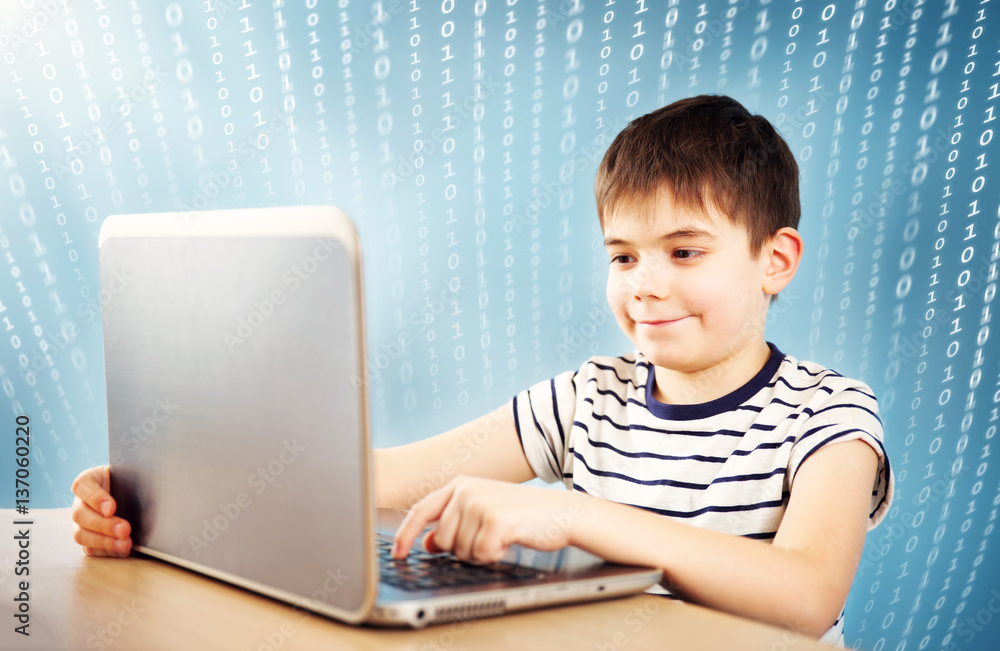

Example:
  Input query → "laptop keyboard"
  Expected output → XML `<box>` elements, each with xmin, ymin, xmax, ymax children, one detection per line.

<box><xmin>376</xmin><ymin>537</ymin><xmax>544</xmax><ymax>591</ymax></box>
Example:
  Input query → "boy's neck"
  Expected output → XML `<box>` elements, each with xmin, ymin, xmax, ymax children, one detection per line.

<box><xmin>651</xmin><ymin>339</ymin><xmax>773</xmax><ymax>406</ymax></box>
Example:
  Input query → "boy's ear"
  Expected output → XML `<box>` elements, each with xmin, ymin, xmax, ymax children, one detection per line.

<box><xmin>761</xmin><ymin>227</ymin><xmax>803</xmax><ymax>296</ymax></box>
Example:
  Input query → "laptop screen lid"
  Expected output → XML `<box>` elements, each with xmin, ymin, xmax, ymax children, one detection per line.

<box><xmin>100</xmin><ymin>206</ymin><xmax>377</xmax><ymax>623</ymax></box>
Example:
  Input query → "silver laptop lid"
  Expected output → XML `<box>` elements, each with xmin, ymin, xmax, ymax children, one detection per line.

<box><xmin>100</xmin><ymin>206</ymin><xmax>377</xmax><ymax>623</ymax></box>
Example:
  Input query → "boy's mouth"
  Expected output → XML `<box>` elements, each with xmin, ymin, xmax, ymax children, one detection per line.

<box><xmin>637</xmin><ymin>316</ymin><xmax>688</xmax><ymax>327</ymax></box>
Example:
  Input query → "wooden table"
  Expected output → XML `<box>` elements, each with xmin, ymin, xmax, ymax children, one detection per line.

<box><xmin>0</xmin><ymin>509</ymin><xmax>836</xmax><ymax>650</ymax></box>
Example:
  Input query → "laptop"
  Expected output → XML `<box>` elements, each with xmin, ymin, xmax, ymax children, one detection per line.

<box><xmin>98</xmin><ymin>206</ymin><xmax>663</xmax><ymax>627</ymax></box>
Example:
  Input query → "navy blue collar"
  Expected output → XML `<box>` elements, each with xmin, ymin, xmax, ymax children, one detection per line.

<box><xmin>644</xmin><ymin>342</ymin><xmax>785</xmax><ymax>421</ymax></box>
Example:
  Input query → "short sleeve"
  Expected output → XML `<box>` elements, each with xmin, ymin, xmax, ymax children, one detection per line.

<box><xmin>508</xmin><ymin>368</ymin><xmax>580</xmax><ymax>484</ymax></box>
<box><xmin>787</xmin><ymin>381</ymin><xmax>893</xmax><ymax>529</ymax></box>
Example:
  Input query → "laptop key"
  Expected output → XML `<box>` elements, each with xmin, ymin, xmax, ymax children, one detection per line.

<box><xmin>377</xmin><ymin>544</ymin><xmax>545</xmax><ymax>591</ymax></box>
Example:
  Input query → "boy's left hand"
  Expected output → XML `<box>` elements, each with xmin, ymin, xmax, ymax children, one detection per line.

<box><xmin>390</xmin><ymin>476</ymin><xmax>587</xmax><ymax>563</ymax></box>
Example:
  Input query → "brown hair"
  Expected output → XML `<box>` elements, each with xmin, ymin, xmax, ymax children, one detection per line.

<box><xmin>595</xmin><ymin>94</ymin><xmax>800</xmax><ymax>257</ymax></box>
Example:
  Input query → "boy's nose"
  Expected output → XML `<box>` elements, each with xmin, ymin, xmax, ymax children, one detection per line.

<box><xmin>629</xmin><ymin>261</ymin><xmax>668</xmax><ymax>301</ymax></box>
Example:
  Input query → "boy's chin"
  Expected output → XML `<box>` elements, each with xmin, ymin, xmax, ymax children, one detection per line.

<box><xmin>638</xmin><ymin>349</ymin><xmax>700</xmax><ymax>372</ymax></box>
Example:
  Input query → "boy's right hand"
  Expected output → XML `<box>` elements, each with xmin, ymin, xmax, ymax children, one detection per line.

<box><xmin>70</xmin><ymin>465</ymin><xmax>132</xmax><ymax>557</ymax></box>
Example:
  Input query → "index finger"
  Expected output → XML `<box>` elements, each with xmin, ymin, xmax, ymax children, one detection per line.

<box><xmin>71</xmin><ymin>465</ymin><xmax>115</xmax><ymax>517</ymax></box>
<box><xmin>390</xmin><ymin>486</ymin><xmax>454</xmax><ymax>559</ymax></box>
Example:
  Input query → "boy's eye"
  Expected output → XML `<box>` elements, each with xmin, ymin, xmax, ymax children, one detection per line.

<box><xmin>673</xmin><ymin>249</ymin><xmax>702</xmax><ymax>260</ymax></box>
<box><xmin>610</xmin><ymin>253</ymin><xmax>634</xmax><ymax>265</ymax></box>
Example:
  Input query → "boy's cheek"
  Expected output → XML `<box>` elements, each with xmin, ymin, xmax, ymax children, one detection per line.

<box><xmin>606</xmin><ymin>276</ymin><xmax>632</xmax><ymax>303</ymax></box>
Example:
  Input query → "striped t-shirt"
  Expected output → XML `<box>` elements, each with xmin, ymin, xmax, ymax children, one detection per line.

<box><xmin>509</xmin><ymin>342</ymin><xmax>892</xmax><ymax>644</ymax></box>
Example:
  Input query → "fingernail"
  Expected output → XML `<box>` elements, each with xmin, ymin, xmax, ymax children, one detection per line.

<box><xmin>114</xmin><ymin>539</ymin><xmax>126</xmax><ymax>552</ymax></box>
<box><xmin>113</xmin><ymin>523</ymin><xmax>124</xmax><ymax>538</ymax></box>
<box><xmin>100</xmin><ymin>501</ymin><xmax>112</xmax><ymax>516</ymax></box>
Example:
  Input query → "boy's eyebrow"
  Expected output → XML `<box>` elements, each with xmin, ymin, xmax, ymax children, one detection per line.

<box><xmin>603</xmin><ymin>227</ymin><xmax>717</xmax><ymax>247</ymax></box>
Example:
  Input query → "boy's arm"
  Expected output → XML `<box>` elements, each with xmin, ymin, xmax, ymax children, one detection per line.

<box><xmin>67</xmin><ymin>403</ymin><xmax>531</xmax><ymax>555</ymax></box>
<box><xmin>567</xmin><ymin>438</ymin><xmax>877</xmax><ymax>637</ymax></box>
<box><xmin>393</xmin><ymin>437</ymin><xmax>877</xmax><ymax>639</ymax></box>
<box><xmin>374</xmin><ymin>403</ymin><xmax>536</xmax><ymax>510</ymax></box>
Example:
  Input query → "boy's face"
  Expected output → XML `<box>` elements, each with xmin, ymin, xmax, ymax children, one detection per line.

<box><xmin>603</xmin><ymin>188</ymin><xmax>772</xmax><ymax>378</ymax></box>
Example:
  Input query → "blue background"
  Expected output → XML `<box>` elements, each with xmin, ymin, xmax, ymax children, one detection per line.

<box><xmin>1</xmin><ymin>1</ymin><xmax>999</xmax><ymax>649</ymax></box>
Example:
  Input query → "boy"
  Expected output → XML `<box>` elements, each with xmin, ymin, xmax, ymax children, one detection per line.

<box><xmin>71</xmin><ymin>95</ymin><xmax>891</xmax><ymax>644</ymax></box>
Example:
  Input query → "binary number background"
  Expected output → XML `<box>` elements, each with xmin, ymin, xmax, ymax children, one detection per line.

<box><xmin>1</xmin><ymin>1</ymin><xmax>998</xmax><ymax>649</ymax></box>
